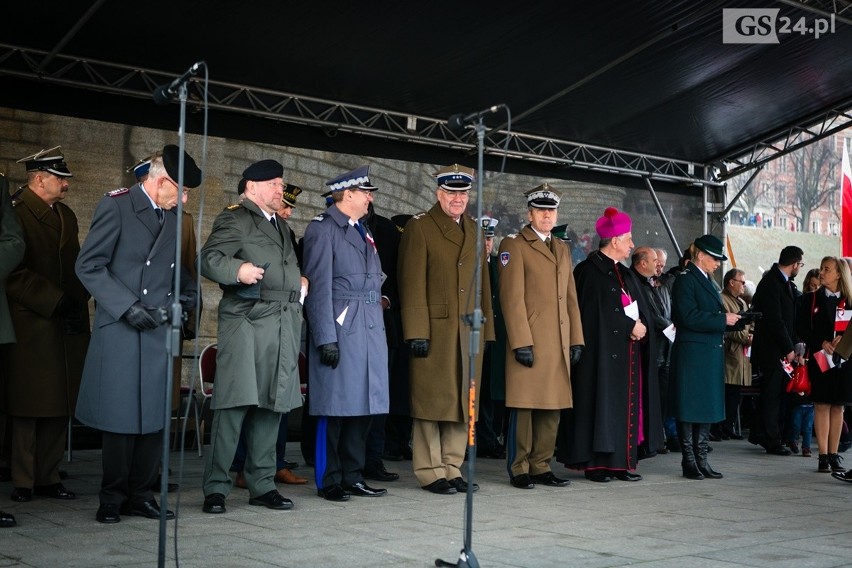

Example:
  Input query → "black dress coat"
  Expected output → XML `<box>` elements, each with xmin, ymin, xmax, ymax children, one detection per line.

<box><xmin>795</xmin><ymin>289</ymin><xmax>852</xmax><ymax>404</ymax></box>
<box><xmin>751</xmin><ymin>263</ymin><xmax>797</xmax><ymax>369</ymax></box>
<box><xmin>557</xmin><ymin>250</ymin><xmax>663</xmax><ymax>470</ymax></box>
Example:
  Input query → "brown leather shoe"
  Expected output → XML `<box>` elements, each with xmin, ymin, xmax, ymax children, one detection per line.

<box><xmin>275</xmin><ymin>468</ymin><xmax>308</xmax><ymax>485</ymax></box>
<box><xmin>234</xmin><ymin>471</ymin><xmax>248</xmax><ymax>489</ymax></box>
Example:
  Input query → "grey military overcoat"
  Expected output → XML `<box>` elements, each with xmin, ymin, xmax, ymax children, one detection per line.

<box><xmin>75</xmin><ymin>184</ymin><xmax>196</xmax><ymax>434</ymax></box>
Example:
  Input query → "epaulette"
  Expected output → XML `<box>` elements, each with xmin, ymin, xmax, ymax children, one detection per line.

<box><xmin>506</xmin><ymin>233</ymin><xmax>518</xmax><ymax>239</ymax></box>
<box><xmin>225</xmin><ymin>203</ymin><xmax>241</xmax><ymax>210</ymax></box>
<box><xmin>106</xmin><ymin>187</ymin><xmax>130</xmax><ymax>197</ymax></box>
<box><xmin>395</xmin><ymin>224</ymin><xmax>404</xmax><ymax>233</ymax></box>
<box><xmin>412</xmin><ymin>212</ymin><xmax>426</xmax><ymax>220</ymax></box>
<box><xmin>310</xmin><ymin>213</ymin><xmax>328</xmax><ymax>222</ymax></box>
<box><xmin>11</xmin><ymin>186</ymin><xmax>24</xmax><ymax>207</ymax></box>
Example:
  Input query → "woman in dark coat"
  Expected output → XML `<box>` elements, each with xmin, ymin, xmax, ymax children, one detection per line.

<box><xmin>670</xmin><ymin>235</ymin><xmax>741</xmax><ymax>480</ymax></box>
<box><xmin>795</xmin><ymin>256</ymin><xmax>852</xmax><ymax>476</ymax></box>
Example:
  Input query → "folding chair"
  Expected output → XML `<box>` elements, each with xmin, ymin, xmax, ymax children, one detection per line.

<box><xmin>194</xmin><ymin>343</ymin><xmax>217</xmax><ymax>457</ymax></box>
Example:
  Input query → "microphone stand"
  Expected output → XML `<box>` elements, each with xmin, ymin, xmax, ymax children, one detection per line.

<box><xmin>435</xmin><ymin>116</ymin><xmax>486</xmax><ymax>568</ymax></box>
<box><xmin>158</xmin><ymin>80</ymin><xmax>188</xmax><ymax>568</ymax></box>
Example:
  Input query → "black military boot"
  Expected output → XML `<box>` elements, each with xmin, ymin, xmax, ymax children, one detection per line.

<box><xmin>695</xmin><ymin>423</ymin><xmax>723</xmax><ymax>479</ymax></box>
<box><xmin>677</xmin><ymin>422</ymin><xmax>704</xmax><ymax>480</ymax></box>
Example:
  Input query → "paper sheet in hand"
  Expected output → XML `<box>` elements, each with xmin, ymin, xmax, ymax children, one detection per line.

<box><xmin>663</xmin><ymin>323</ymin><xmax>676</xmax><ymax>343</ymax></box>
<box><xmin>336</xmin><ymin>306</ymin><xmax>349</xmax><ymax>326</ymax></box>
<box><xmin>623</xmin><ymin>300</ymin><xmax>639</xmax><ymax>321</ymax></box>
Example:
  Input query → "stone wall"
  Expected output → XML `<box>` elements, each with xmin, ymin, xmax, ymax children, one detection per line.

<box><xmin>1</xmin><ymin>106</ymin><xmax>705</xmax><ymax>359</ymax></box>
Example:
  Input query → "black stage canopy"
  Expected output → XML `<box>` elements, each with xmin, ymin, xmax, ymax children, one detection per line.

<box><xmin>1</xmin><ymin>1</ymin><xmax>850</xmax><ymax>189</ymax></box>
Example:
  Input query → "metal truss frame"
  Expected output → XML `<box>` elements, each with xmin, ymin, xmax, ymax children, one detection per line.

<box><xmin>0</xmin><ymin>43</ymin><xmax>708</xmax><ymax>186</ymax></box>
<box><xmin>711</xmin><ymin>101</ymin><xmax>852</xmax><ymax>181</ymax></box>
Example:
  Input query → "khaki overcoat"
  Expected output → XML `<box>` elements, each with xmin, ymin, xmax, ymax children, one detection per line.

<box><xmin>498</xmin><ymin>226</ymin><xmax>583</xmax><ymax>409</ymax></box>
<box><xmin>398</xmin><ymin>203</ymin><xmax>494</xmax><ymax>422</ymax></box>
<box><xmin>722</xmin><ymin>290</ymin><xmax>752</xmax><ymax>386</ymax></box>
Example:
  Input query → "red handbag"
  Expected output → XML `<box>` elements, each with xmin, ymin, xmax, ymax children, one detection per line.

<box><xmin>787</xmin><ymin>362</ymin><xmax>811</xmax><ymax>395</ymax></box>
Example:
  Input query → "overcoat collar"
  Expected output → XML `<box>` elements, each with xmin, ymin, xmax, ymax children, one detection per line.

<box><xmin>326</xmin><ymin>204</ymin><xmax>369</xmax><ymax>258</ymax></box>
<box><xmin>684</xmin><ymin>261</ymin><xmax>723</xmax><ymax>308</ymax></box>
<box><xmin>20</xmin><ymin>187</ymin><xmax>61</xmax><ymax>233</ymax></box>
<box><xmin>129</xmin><ymin>184</ymin><xmax>176</xmax><ymax>259</ymax></box>
<box><xmin>241</xmin><ymin>198</ymin><xmax>284</xmax><ymax>249</ymax></box>
<box><xmin>520</xmin><ymin>224</ymin><xmax>557</xmax><ymax>265</ymax></box>
<box><xmin>427</xmin><ymin>203</ymin><xmax>475</xmax><ymax>261</ymax></box>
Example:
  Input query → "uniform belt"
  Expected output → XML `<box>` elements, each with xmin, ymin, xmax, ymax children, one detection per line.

<box><xmin>333</xmin><ymin>290</ymin><xmax>379</xmax><ymax>304</ymax></box>
<box><xmin>259</xmin><ymin>289</ymin><xmax>301</xmax><ymax>303</ymax></box>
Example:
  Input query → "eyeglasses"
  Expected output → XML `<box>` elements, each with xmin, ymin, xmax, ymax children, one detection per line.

<box><xmin>797</xmin><ymin>262</ymin><xmax>806</xmax><ymax>267</ymax></box>
<box><xmin>265</xmin><ymin>181</ymin><xmax>285</xmax><ymax>189</ymax></box>
<box><xmin>732</xmin><ymin>279</ymin><xmax>746</xmax><ymax>284</ymax></box>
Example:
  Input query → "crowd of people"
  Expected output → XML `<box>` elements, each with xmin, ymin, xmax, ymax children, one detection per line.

<box><xmin>1</xmin><ymin>147</ymin><xmax>850</xmax><ymax>530</ymax></box>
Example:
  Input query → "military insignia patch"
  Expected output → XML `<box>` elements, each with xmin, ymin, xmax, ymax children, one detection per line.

<box><xmin>106</xmin><ymin>187</ymin><xmax>129</xmax><ymax>197</ymax></box>
<box><xmin>500</xmin><ymin>252</ymin><xmax>510</xmax><ymax>266</ymax></box>
<box><xmin>311</xmin><ymin>213</ymin><xmax>327</xmax><ymax>222</ymax></box>
<box><xmin>225</xmin><ymin>203</ymin><xmax>241</xmax><ymax>210</ymax></box>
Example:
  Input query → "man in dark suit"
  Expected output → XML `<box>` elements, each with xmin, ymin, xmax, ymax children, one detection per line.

<box><xmin>76</xmin><ymin>145</ymin><xmax>201</xmax><ymax>524</ymax></box>
<box><xmin>749</xmin><ymin>245</ymin><xmax>804</xmax><ymax>456</ymax></box>
<box><xmin>0</xmin><ymin>172</ymin><xmax>25</xmax><ymax>528</ymax></box>
<box><xmin>3</xmin><ymin>149</ymin><xmax>89</xmax><ymax>505</ymax></box>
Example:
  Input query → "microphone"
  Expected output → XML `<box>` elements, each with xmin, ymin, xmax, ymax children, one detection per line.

<box><xmin>447</xmin><ymin>105</ymin><xmax>501</xmax><ymax>134</ymax></box>
<box><xmin>153</xmin><ymin>61</ymin><xmax>205</xmax><ymax>105</ymax></box>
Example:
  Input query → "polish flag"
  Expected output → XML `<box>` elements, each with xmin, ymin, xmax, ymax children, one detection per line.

<box><xmin>842</xmin><ymin>139</ymin><xmax>852</xmax><ymax>256</ymax></box>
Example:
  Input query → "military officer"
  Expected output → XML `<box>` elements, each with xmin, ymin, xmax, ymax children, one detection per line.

<box><xmin>76</xmin><ymin>145</ymin><xmax>201</xmax><ymax>523</ymax></box>
<box><xmin>302</xmin><ymin>165</ymin><xmax>390</xmax><ymax>501</ymax></box>
<box><xmin>398</xmin><ymin>164</ymin><xmax>494</xmax><ymax>495</ymax></box>
<box><xmin>498</xmin><ymin>185</ymin><xmax>583</xmax><ymax>489</ymax></box>
<box><xmin>0</xmin><ymin>172</ymin><xmax>25</xmax><ymax>528</ymax></box>
<box><xmin>3</xmin><ymin>148</ymin><xmax>89</xmax><ymax>505</ymax></box>
<box><xmin>199</xmin><ymin>159</ymin><xmax>303</xmax><ymax>514</ymax></box>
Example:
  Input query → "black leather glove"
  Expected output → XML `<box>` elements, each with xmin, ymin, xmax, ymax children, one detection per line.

<box><xmin>409</xmin><ymin>339</ymin><xmax>430</xmax><ymax>358</ymax></box>
<box><xmin>123</xmin><ymin>302</ymin><xmax>160</xmax><ymax>330</ymax></box>
<box><xmin>570</xmin><ymin>345</ymin><xmax>584</xmax><ymax>367</ymax></box>
<box><xmin>55</xmin><ymin>295</ymin><xmax>81</xmax><ymax>318</ymax></box>
<box><xmin>514</xmin><ymin>346</ymin><xmax>534</xmax><ymax>368</ymax></box>
<box><xmin>179</xmin><ymin>291</ymin><xmax>198</xmax><ymax>311</ymax></box>
<box><xmin>319</xmin><ymin>342</ymin><xmax>340</xmax><ymax>369</ymax></box>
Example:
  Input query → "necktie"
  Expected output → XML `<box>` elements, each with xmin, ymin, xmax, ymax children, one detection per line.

<box><xmin>545</xmin><ymin>236</ymin><xmax>555</xmax><ymax>254</ymax></box>
<box><xmin>155</xmin><ymin>208</ymin><xmax>163</xmax><ymax>225</ymax></box>
<box><xmin>270</xmin><ymin>216</ymin><xmax>278</xmax><ymax>231</ymax></box>
<box><xmin>354</xmin><ymin>222</ymin><xmax>367</xmax><ymax>242</ymax></box>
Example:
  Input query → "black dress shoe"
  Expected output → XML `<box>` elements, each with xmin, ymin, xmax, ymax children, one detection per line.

<box><xmin>122</xmin><ymin>499</ymin><xmax>175</xmax><ymax>519</ymax></box>
<box><xmin>447</xmin><ymin>477</ymin><xmax>479</xmax><ymax>493</ymax></box>
<box><xmin>613</xmin><ymin>471</ymin><xmax>643</xmax><ymax>482</ymax></box>
<box><xmin>96</xmin><ymin>503</ymin><xmax>121</xmax><ymax>524</ymax></box>
<box><xmin>422</xmin><ymin>478</ymin><xmax>457</xmax><ymax>495</ymax></box>
<box><xmin>345</xmin><ymin>481</ymin><xmax>387</xmax><ymax>497</ymax></box>
<box><xmin>10</xmin><ymin>487</ymin><xmax>32</xmax><ymax>502</ymax></box>
<box><xmin>318</xmin><ymin>484</ymin><xmax>350</xmax><ymax>502</ymax></box>
<box><xmin>510</xmin><ymin>474</ymin><xmax>535</xmax><ymax>489</ymax></box>
<box><xmin>363</xmin><ymin>463</ymin><xmax>399</xmax><ymax>482</ymax></box>
<box><xmin>34</xmin><ymin>483</ymin><xmax>76</xmax><ymax>500</ymax></box>
<box><xmin>766</xmin><ymin>445</ymin><xmax>792</xmax><ymax>456</ymax></box>
<box><xmin>531</xmin><ymin>471</ymin><xmax>571</xmax><ymax>487</ymax></box>
<box><xmin>0</xmin><ymin>510</ymin><xmax>15</xmax><ymax>528</ymax></box>
<box><xmin>584</xmin><ymin>470</ymin><xmax>613</xmax><ymax>483</ymax></box>
<box><xmin>831</xmin><ymin>470</ymin><xmax>852</xmax><ymax>482</ymax></box>
<box><xmin>202</xmin><ymin>493</ymin><xmax>226</xmax><ymax>514</ymax></box>
<box><xmin>249</xmin><ymin>489</ymin><xmax>294</xmax><ymax>510</ymax></box>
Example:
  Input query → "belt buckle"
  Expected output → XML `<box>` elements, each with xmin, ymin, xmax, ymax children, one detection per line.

<box><xmin>367</xmin><ymin>290</ymin><xmax>378</xmax><ymax>304</ymax></box>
